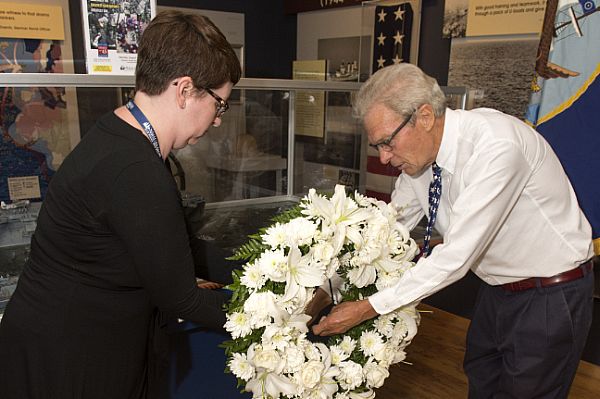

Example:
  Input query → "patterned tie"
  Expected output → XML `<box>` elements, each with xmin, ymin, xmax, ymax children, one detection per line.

<box><xmin>423</xmin><ymin>162</ymin><xmax>442</xmax><ymax>257</ymax></box>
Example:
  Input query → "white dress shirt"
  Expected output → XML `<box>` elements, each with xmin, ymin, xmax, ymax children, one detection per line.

<box><xmin>369</xmin><ymin>108</ymin><xmax>594</xmax><ymax>315</ymax></box>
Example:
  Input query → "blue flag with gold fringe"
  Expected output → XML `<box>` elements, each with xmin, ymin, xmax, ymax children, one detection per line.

<box><xmin>525</xmin><ymin>0</ymin><xmax>600</xmax><ymax>254</ymax></box>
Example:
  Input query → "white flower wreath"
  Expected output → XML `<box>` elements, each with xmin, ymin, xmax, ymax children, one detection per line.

<box><xmin>223</xmin><ymin>185</ymin><xmax>421</xmax><ymax>399</ymax></box>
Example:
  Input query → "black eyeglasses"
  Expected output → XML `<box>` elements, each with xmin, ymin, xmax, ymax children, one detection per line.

<box><xmin>203</xmin><ymin>87</ymin><xmax>229</xmax><ymax>118</ymax></box>
<box><xmin>172</xmin><ymin>81</ymin><xmax>229</xmax><ymax>118</ymax></box>
<box><xmin>369</xmin><ymin>111</ymin><xmax>414</xmax><ymax>152</ymax></box>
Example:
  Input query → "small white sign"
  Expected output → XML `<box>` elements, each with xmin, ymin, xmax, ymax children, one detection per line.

<box><xmin>7</xmin><ymin>176</ymin><xmax>41</xmax><ymax>200</ymax></box>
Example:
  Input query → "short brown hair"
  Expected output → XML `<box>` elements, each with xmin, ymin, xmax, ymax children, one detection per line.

<box><xmin>135</xmin><ymin>10</ymin><xmax>242</xmax><ymax>95</ymax></box>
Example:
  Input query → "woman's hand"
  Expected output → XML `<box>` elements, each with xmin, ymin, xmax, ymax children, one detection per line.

<box><xmin>196</xmin><ymin>279</ymin><xmax>224</xmax><ymax>290</ymax></box>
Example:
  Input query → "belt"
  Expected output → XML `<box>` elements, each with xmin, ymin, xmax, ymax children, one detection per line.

<box><xmin>502</xmin><ymin>260</ymin><xmax>593</xmax><ymax>292</ymax></box>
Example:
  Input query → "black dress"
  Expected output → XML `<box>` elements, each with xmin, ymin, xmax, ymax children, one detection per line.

<box><xmin>0</xmin><ymin>112</ymin><xmax>228</xmax><ymax>398</ymax></box>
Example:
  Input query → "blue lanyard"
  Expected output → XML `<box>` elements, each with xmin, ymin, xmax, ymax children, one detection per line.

<box><xmin>126</xmin><ymin>100</ymin><xmax>162</xmax><ymax>159</ymax></box>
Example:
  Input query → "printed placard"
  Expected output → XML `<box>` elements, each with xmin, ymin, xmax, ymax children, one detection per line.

<box><xmin>0</xmin><ymin>2</ymin><xmax>64</xmax><ymax>40</ymax></box>
<box><xmin>8</xmin><ymin>176</ymin><xmax>41</xmax><ymax>200</ymax></box>
<box><xmin>466</xmin><ymin>0</ymin><xmax>545</xmax><ymax>36</ymax></box>
<box><xmin>80</xmin><ymin>0</ymin><xmax>156</xmax><ymax>75</ymax></box>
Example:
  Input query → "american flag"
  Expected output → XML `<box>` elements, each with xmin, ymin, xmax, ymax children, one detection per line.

<box><xmin>371</xmin><ymin>3</ymin><xmax>413</xmax><ymax>72</ymax></box>
<box><xmin>366</xmin><ymin>3</ymin><xmax>413</xmax><ymax>202</ymax></box>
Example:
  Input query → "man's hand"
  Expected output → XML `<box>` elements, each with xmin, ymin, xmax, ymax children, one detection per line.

<box><xmin>304</xmin><ymin>287</ymin><xmax>333</xmax><ymax>326</ymax></box>
<box><xmin>312</xmin><ymin>299</ymin><xmax>378</xmax><ymax>336</ymax></box>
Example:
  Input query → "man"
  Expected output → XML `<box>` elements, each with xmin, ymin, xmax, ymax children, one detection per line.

<box><xmin>312</xmin><ymin>63</ymin><xmax>594</xmax><ymax>398</ymax></box>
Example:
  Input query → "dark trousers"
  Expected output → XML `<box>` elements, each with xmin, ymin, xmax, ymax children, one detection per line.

<box><xmin>464</xmin><ymin>268</ymin><xmax>594</xmax><ymax>399</ymax></box>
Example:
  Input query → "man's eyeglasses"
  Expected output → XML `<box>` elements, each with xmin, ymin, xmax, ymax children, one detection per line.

<box><xmin>203</xmin><ymin>87</ymin><xmax>229</xmax><ymax>118</ymax></box>
<box><xmin>369</xmin><ymin>111</ymin><xmax>414</xmax><ymax>152</ymax></box>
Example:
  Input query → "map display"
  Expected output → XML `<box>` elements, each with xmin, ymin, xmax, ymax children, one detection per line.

<box><xmin>0</xmin><ymin>38</ymin><xmax>79</xmax><ymax>203</ymax></box>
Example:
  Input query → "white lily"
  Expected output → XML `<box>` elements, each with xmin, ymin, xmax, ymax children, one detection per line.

<box><xmin>282</xmin><ymin>246</ymin><xmax>325</xmax><ymax>302</ymax></box>
<box><xmin>302</xmin><ymin>185</ymin><xmax>371</xmax><ymax>254</ymax></box>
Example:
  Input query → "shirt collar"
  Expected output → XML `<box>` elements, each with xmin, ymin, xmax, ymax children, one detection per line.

<box><xmin>435</xmin><ymin>108</ymin><xmax>460</xmax><ymax>175</ymax></box>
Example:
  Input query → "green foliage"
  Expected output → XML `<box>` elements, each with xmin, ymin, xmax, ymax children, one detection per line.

<box><xmin>227</xmin><ymin>237</ymin><xmax>267</xmax><ymax>262</ymax></box>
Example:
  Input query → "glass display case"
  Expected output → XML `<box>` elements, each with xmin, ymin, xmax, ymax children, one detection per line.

<box><xmin>0</xmin><ymin>73</ymin><xmax>468</xmax><ymax>321</ymax></box>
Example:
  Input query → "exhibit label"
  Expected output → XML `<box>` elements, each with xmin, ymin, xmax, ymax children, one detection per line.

<box><xmin>0</xmin><ymin>2</ymin><xmax>64</xmax><ymax>40</ymax></box>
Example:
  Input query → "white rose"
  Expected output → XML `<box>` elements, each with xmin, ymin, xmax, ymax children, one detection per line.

<box><xmin>299</xmin><ymin>360</ymin><xmax>325</xmax><ymax>389</ymax></box>
<box><xmin>363</xmin><ymin>361</ymin><xmax>389</xmax><ymax>388</ymax></box>
<box><xmin>253</xmin><ymin>347</ymin><xmax>284</xmax><ymax>373</ymax></box>
<box><xmin>374</xmin><ymin>343</ymin><xmax>396</xmax><ymax>366</ymax></box>
<box><xmin>312</xmin><ymin>242</ymin><xmax>334</xmax><ymax>262</ymax></box>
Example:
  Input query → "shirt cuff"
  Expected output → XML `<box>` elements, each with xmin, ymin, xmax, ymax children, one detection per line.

<box><xmin>368</xmin><ymin>289</ymin><xmax>397</xmax><ymax>315</ymax></box>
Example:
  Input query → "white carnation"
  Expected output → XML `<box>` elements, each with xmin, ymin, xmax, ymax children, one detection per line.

<box><xmin>286</xmin><ymin>218</ymin><xmax>318</xmax><ymax>246</ymax></box>
<box><xmin>338</xmin><ymin>361</ymin><xmax>363</xmax><ymax>391</ymax></box>
<box><xmin>283</xmin><ymin>344</ymin><xmax>306</xmax><ymax>373</ymax></box>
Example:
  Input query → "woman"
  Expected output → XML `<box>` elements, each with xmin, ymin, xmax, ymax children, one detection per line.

<box><xmin>0</xmin><ymin>10</ymin><xmax>241</xmax><ymax>398</ymax></box>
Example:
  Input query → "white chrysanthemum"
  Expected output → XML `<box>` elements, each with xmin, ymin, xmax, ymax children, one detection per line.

<box><xmin>360</xmin><ymin>331</ymin><xmax>385</xmax><ymax>357</ymax></box>
<box><xmin>338</xmin><ymin>361</ymin><xmax>364</xmax><ymax>391</ymax></box>
<box><xmin>375</xmin><ymin>270</ymin><xmax>402</xmax><ymax>291</ymax></box>
<box><xmin>339</xmin><ymin>336</ymin><xmax>356</xmax><ymax>354</ymax></box>
<box><xmin>329</xmin><ymin>345</ymin><xmax>350</xmax><ymax>365</ymax></box>
<box><xmin>229</xmin><ymin>352</ymin><xmax>255</xmax><ymax>381</ymax></box>
<box><xmin>240</xmin><ymin>261</ymin><xmax>267</xmax><ymax>290</ymax></box>
<box><xmin>224</xmin><ymin>312</ymin><xmax>253</xmax><ymax>339</ymax></box>
<box><xmin>373</xmin><ymin>314</ymin><xmax>394</xmax><ymax>337</ymax></box>
<box><xmin>262</xmin><ymin>222</ymin><xmax>289</xmax><ymax>249</ymax></box>
<box><xmin>257</xmin><ymin>249</ymin><xmax>288</xmax><ymax>282</ymax></box>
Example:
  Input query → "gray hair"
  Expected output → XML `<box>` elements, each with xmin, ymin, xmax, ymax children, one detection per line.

<box><xmin>353</xmin><ymin>63</ymin><xmax>447</xmax><ymax>123</ymax></box>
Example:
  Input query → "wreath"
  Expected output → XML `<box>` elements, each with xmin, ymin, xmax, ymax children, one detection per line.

<box><xmin>223</xmin><ymin>185</ymin><xmax>421</xmax><ymax>399</ymax></box>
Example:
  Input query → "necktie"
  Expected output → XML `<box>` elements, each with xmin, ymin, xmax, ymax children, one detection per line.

<box><xmin>423</xmin><ymin>162</ymin><xmax>442</xmax><ymax>257</ymax></box>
